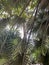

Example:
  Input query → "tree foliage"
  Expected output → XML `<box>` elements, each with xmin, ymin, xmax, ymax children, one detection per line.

<box><xmin>0</xmin><ymin>0</ymin><xmax>49</xmax><ymax>65</ymax></box>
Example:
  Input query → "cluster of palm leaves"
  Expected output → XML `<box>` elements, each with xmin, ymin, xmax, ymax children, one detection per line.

<box><xmin>0</xmin><ymin>0</ymin><xmax>49</xmax><ymax>65</ymax></box>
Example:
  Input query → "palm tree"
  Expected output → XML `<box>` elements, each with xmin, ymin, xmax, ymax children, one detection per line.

<box><xmin>0</xmin><ymin>0</ymin><xmax>49</xmax><ymax>65</ymax></box>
